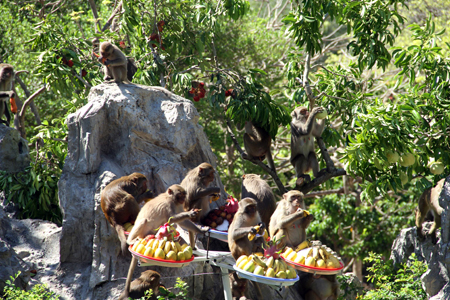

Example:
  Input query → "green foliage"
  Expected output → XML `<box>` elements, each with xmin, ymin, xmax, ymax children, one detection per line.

<box><xmin>283</xmin><ymin>0</ymin><xmax>406</xmax><ymax>70</ymax></box>
<box><xmin>3</xmin><ymin>272</ymin><xmax>60</xmax><ymax>300</ymax></box>
<box><xmin>339</xmin><ymin>253</ymin><xmax>427</xmax><ymax>300</ymax></box>
<box><xmin>0</xmin><ymin>116</ymin><xmax>67</xmax><ymax>224</ymax></box>
<box><xmin>307</xmin><ymin>192</ymin><xmax>415</xmax><ymax>259</ymax></box>
<box><xmin>154</xmin><ymin>278</ymin><xmax>190</xmax><ymax>300</ymax></box>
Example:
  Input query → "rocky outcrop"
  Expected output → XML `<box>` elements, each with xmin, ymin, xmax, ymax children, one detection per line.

<box><xmin>390</xmin><ymin>176</ymin><xmax>450</xmax><ymax>299</ymax></box>
<box><xmin>0</xmin><ymin>125</ymin><xmax>30</xmax><ymax>173</ymax></box>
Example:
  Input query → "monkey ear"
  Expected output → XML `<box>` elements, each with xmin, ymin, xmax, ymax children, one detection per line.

<box><xmin>283</xmin><ymin>193</ymin><xmax>288</xmax><ymax>200</ymax></box>
<box><xmin>168</xmin><ymin>188</ymin><xmax>173</xmax><ymax>195</ymax></box>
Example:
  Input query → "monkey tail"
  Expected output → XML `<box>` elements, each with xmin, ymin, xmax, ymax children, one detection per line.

<box><xmin>266</xmin><ymin>149</ymin><xmax>276</xmax><ymax>172</ymax></box>
<box><xmin>115</xmin><ymin>224</ymin><xmax>128</xmax><ymax>255</ymax></box>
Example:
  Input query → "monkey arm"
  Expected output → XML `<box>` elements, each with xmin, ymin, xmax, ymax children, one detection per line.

<box><xmin>135</xmin><ymin>190</ymin><xmax>155</xmax><ymax>204</ymax></box>
<box><xmin>230</xmin><ymin>227</ymin><xmax>254</xmax><ymax>241</ymax></box>
<box><xmin>106</xmin><ymin>57</ymin><xmax>127</xmax><ymax>66</ymax></box>
<box><xmin>169</xmin><ymin>211</ymin><xmax>195</xmax><ymax>224</ymax></box>
<box><xmin>276</xmin><ymin>211</ymin><xmax>304</xmax><ymax>229</ymax></box>
<box><xmin>177</xmin><ymin>219</ymin><xmax>207</xmax><ymax>234</ymax></box>
<box><xmin>193</xmin><ymin>187</ymin><xmax>221</xmax><ymax>200</ymax></box>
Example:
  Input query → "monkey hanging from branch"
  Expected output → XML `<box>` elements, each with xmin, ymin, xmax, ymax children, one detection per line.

<box><xmin>290</xmin><ymin>106</ymin><xmax>326</xmax><ymax>186</ymax></box>
<box><xmin>242</xmin><ymin>121</ymin><xmax>276</xmax><ymax>172</ymax></box>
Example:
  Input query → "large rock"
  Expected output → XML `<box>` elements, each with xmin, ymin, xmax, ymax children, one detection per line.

<box><xmin>390</xmin><ymin>176</ymin><xmax>450</xmax><ymax>299</ymax></box>
<box><xmin>0</xmin><ymin>125</ymin><xmax>30</xmax><ymax>172</ymax></box>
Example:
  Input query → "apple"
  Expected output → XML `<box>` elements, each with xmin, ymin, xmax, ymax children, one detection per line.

<box><xmin>386</xmin><ymin>150</ymin><xmax>399</xmax><ymax>164</ymax></box>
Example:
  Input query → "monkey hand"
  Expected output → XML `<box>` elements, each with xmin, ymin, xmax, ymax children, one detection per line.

<box><xmin>188</xmin><ymin>209</ymin><xmax>201</xmax><ymax>218</ymax></box>
<box><xmin>305</xmin><ymin>214</ymin><xmax>314</xmax><ymax>222</ymax></box>
<box><xmin>200</xmin><ymin>225</ymin><xmax>210</xmax><ymax>233</ymax></box>
<box><xmin>311</xmin><ymin>106</ymin><xmax>325</xmax><ymax>116</ymax></box>
<box><xmin>104</xmin><ymin>59</ymin><xmax>111</xmax><ymax>66</ymax></box>
<box><xmin>257</xmin><ymin>222</ymin><xmax>265</xmax><ymax>232</ymax></box>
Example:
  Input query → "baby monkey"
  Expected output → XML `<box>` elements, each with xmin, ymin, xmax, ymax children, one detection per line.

<box><xmin>98</xmin><ymin>41</ymin><xmax>130</xmax><ymax>84</ymax></box>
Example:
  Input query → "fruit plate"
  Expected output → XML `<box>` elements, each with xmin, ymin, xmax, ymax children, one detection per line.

<box><xmin>233</xmin><ymin>265</ymin><xmax>299</xmax><ymax>286</ymax></box>
<box><xmin>207</xmin><ymin>228</ymin><xmax>228</xmax><ymax>243</ymax></box>
<box><xmin>129</xmin><ymin>246</ymin><xmax>194</xmax><ymax>268</ymax></box>
<box><xmin>281</xmin><ymin>252</ymin><xmax>344</xmax><ymax>275</ymax></box>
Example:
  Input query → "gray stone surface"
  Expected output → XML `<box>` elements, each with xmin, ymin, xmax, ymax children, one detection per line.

<box><xmin>390</xmin><ymin>176</ymin><xmax>450</xmax><ymax>300</ymax></box>
<box><xmin>0</xmin><ymin>125</ymin><xmax>30</xmax><ymax>173</ymax></box>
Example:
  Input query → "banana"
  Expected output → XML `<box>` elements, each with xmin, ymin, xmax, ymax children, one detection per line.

<box><xmin>252</xmin><ymin>255</ymin><xmax>267</xmax><ymax>269</ymax></box>
<box><xmin>312</xmin><ymin>247</ymin><xmax>319</xmax><ymax>259</ymax></box>
<box><xmin>319</xmin><ymin>248</ymin><xmax>328</xmax><ymax>260</ymax></box>
<box><xmin>273</xmin><ymin>259</ymin><xmax>280</xmax><ymax>273</ymax></box>
<box><xmin>295</xmin><ymin>240</ymin><xmax>310</xmax><ymax>252</ymax></box>
<box><xmin>247</xmin><ymin>225</ymin><xmax>261</xmax><ymax>241</ymax></box>
<box><xmin>278</xmin><ymin>259</ymin><xmax>287</xmax><ymax>272</ymax></box>
<box><xmin>284</xmin><ymin>247</ymin><xmax>294</xmax><ymax>257</ymax></box>
<box><xmin>306</xmin><ymin>248</ymin><xmax>313</xmax><ymax>258</ymax></box>
<box><xmin>236</xmin><ymin>255</ymin><xmax>248</xmax><ymax>266</ymax></box>
<box><xmin>266</xmin><ymin>256</ymin><xmax>274</xmax><ymax>268</ymax></box>
<box><xmin>303</xmin><ymin>210</ymin><xmax>310</xmax><ymax>216</ymax></box>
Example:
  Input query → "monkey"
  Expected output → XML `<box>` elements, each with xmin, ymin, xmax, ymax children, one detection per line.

<box><xmin>241</xmin><ymin>174</ymin><xmax>277</xmax><ymax>228</ymax></box>
<box><xmin>228</xmin><ymin>197</ymin><xmax>266</xmax><ymax>260</ymax></box>
<box><xmin>229</xmin><ymin>272</ymin><xmax>248</xmax><ymax>299</ymax></box>
<box><xmin>415</xmin><ymin>178</ymin><xmax>446</xmax><ymax>244</ymax></box>
<box><xmin>298</xmin><ymin>272</ymin><xmax>339</xmax><ymax>300</ymax></box>
<box><xmin>100</xmin><ymin>172</ymin><xmax>154</xmax><ymax>255</ymax></box>
<box><xmin>0</xmin><ymin>64</ymin><xmax>16</xmax><ymax>126</ymax></box>
<box><xmin>228</xmin><ymin>198</ymin><xmax>266</xmax><ymax>299</ymax></box>
<box><xmin>243</xmin><ymin>121</ymin><xmax>276</xmax><ymax>171</ymax></box>
<box><xmin>98</xmin><ymin>41</ymin><xmax>130</xmax><ymax>84</ymax></box>
<box><xmin>180</xmin><ymin>162</ymin><xmax>221</xmax><ymax>249</ymax></box>
<box><xmin>290</xmin><ymin>106</ymin><xmax>326</xmax><ymax>186</ymax></box>
<box><xmin>124</xmin><ymin>185</ymin><xmax>208</xmax><ymax>299</ymax></box>
<box><xmin>127</xmin><ymin>184</ymin><xmax>209</xmax><ymax>244</ymax></box>
<box><xmin>269</xmin><ymin>190</ymin><xmax>314</xmax><ymax>249</ymax></box>
<box><xmin>119</xmin><ymin>270</ymin><xmax>161</xmax><ymax>300</ymax></box>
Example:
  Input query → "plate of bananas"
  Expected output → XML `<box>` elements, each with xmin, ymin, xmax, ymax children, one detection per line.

<box><xmin>233</xmin><ymin>253</ymin><xmax>299</xmax><ymax>286</ymax></box>
<box><xmin>281</xmin><ymin>241</ymin><xmax>344</xmax><ymax>275</ymax></box>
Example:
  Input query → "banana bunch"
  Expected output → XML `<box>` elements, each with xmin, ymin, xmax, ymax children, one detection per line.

<box><xmin>131</xmin><ymin>235</ymin><xmax>193</xmax><ymax>262</ymax></box>
<box><xmin>248</xmin><ymin>225</ymin><xmax>261</xmax><ymax>241</ymax></box>
<box><xmin>235</xmin><ymin>254</ymin><xmax>297</xmax><ymax>280</ymax></box>
<box><xmin>282</xmin><ymin>245</ymin><xmax>341</xmax><ymax>269</ymax></box>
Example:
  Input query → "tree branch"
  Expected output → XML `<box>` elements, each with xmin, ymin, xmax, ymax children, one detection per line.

<box><xmin>18</xmin><ymin>85</ymin><xmax>46</xmax><ymax>138</ymax></box>
<box><xmin>88</xmin><ymin>0</ymin><xmax>101</xmax><ymax>33</ymax></box>
<box><xmin>101</xmin><ymin>1</ymin><xmax>122</xmax><ymax>32</ymax></box>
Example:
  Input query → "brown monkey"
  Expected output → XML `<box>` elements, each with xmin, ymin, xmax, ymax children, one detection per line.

<box><xmin>119</xmin><ymin>270</ymin><xmax>161</xmax><ymax>300</ymax></box>
<box><xmin>241</xmin><ymin>174</ymin><xmax>276</xmax><ymax>228</ymax></box>
<box><xmin>98</xmin><ymin>41</ymin><xmax>129</xmax><ymax>84</ymax></box>
<box><xmin>298</xmin><ymin>272</ymin><xmax>339</xmax><ymax>300</ymax></box>
<box><xmin>229</xmin><ymin>272</ymin><xmax>248</xmax><ymax>299</ymax></box>
<box><xmin>228</xmin><ymin>197</ymin><xmax>265</xmax><ymax>259</ymax></box>
<box><xmin>228</xmin><ymin>198</ymin><xmax>265</xmax><ymax>299</ymax></box>
<box><xmin>181</xmin><ymin>162</ymin><xmax>221</xmax><ymax>248</ymax></box>
<box><xmin>127</xmin><ymin>184</ymin><xmax>209</xmax><ymax>244</ymax></box>
<box><xmin>269</xmin><ymin>190</ymin><xmax>313</xmax><ymax>248</ymax></box>
<box><xmin>415</xmin><ymin>178</ymin><xmax>446</xmax><ymax>244</ymax></box>
<box><xmin>100</xmin><ymin>172</ymin><xmax>154</xmax><ymax>255</ymax></box>
<box><xmin>0</xmin><ymin>64</ymin><xmax>15</xmax><ymax>126</ymax></box>
<box><xmin>290</xmin><ymin>106</ymin><xmax>326</xmax><ymax>185</ymax></box>
<box><xmin>243</xmin><ymin>121</ymin><xmax>276</xmax><ymax>171</ymax></box>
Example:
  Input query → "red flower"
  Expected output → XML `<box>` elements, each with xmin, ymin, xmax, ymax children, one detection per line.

<box><xmin>81</xmin><ymin>69</ymin><xmax>87</xmax><ymax>77</ymax></box>
<box><xmin>67</xmin><ymin>60</ymin><xmax>74</xmax><ymax>67</ymax></box>
<box><xmin>193</xmin><ymin>96</ymin><xmax>200</xmax><ymax>102</ymax></box>
<box><xmin>189</xmin><ymin>87</ymin><xmax>196</xmax><ymax>94</ymax></box>
<box><xmin>119</xmin><ymin>41</ymin><xmax>126</xmax><ymax>48</ymax></box>
<box><xmin>225</xmin><ymin>89</ymin><xmax>233</xmax><ymax>97</ymax></box>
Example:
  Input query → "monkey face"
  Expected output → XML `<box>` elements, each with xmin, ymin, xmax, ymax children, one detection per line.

<box><xmin>1</xmin><ymin>67</ymin><xmax>13</xmax><ymax>80</ymax></box>
<box><xmin>292</xmin><ymin>106</ymin><xmax>309</xmax><ymax>122</ymax></box>
<box><xmin>100</xmin><ymin>45</ymin><xmax>113</xmax><ymax>58</ymax></box>
<box><xmin>245</xmin><ymin>204</ymin><xmax>257</xmax><ymax>216</ymax></box>
<box><xmin>175</xmin><ymin>190</ymin><xmax>187</xmax><ymax>205</ymax></box>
